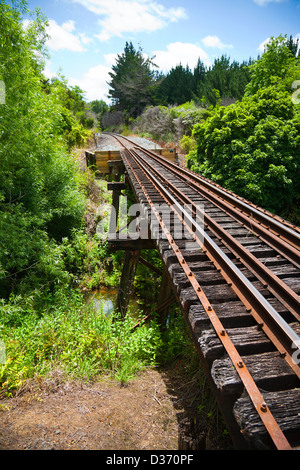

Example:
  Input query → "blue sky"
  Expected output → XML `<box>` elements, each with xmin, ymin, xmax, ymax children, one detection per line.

<box><xmin>24</xmin><ymin>0</ymin><xmax>300</xmax><ymax>103</ymax></box>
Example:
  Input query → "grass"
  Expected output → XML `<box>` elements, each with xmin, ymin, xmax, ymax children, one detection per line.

<box><xmin>0</xmin><ymin>287</ymin><xmax>193</xmax><ymax>394</ymax></box>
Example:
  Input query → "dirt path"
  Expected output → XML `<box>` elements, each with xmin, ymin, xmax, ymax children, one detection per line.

<box><xmin>0</xmin><ymin>364</ymin><xmax>231</xmax><ymax>451</ymax></box>
<box><xmin>0</xmin><ymin>369</ymin><xmax>174</xmax><ymax>450</ymax></box>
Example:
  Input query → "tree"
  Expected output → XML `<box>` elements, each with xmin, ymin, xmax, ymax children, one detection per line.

<box><xmin>47</xmin><ymin>75</ymin><xmax>95</xmax><ymax>130</ymax></box>
<box><xmin>89</xmin><ymin>99</ymin><xmax>109</xmax><ymax>115</ymax></box>
<box><xmin>155</xmin><ymin>64</ymin><xmax>195</xmax><ymax>105</ymax></box>
<box><xmin>107</xmin><ymin>42</ymin><xmax>158</xmax><ymax>118</ymax></box>
<box><xmin>284</xmin><ymin>35</ymin><xmax>299</xmax><ymax>58</ymax></box>
<box><xmin>88</xmin><ymin>99</ymin><xmax>109</xmax><ymax>128</ymax></box>
<box><xmin>245</xmin><ymin>35</ymin><xmax>299</xmax><ymax>96</ymax></box>
<box><xmin>195</xmin><ymin>56</ymin><xmax>252</xmax><ymax>106</ymax></box>
<box><xmin>187</xmin><ymin>37</ymin><xmax>300</xmax><ymax>223</ymax></box>
<box><xmin>0</xmin><ymin>2</ymin><xmax>85</xmax><ymax>297</ymax></box>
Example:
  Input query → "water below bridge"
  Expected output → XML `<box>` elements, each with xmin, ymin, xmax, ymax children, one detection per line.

<box><xmin>85</xmin><ymin>286</ymin><xmax>145</xmax><ymax>319</ymax></box>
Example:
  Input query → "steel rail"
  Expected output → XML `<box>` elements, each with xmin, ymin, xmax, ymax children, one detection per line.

<box><xmin>105</xmin><ymin>132</ymin><xmax>300</xmax><ymax>249</ymax></box>
<box><xmin>128</xmin><ymin>147</ymin><xmax>300</xmax><ymax>378</ymax></box>
<box><xmin>121</xmin><ymin>147</ymin><xmax>294</xmax><ymax>451</ymax></box>
<box><xmin>129</xmin><ymin>144</ymin><xmax>300</xmax><ymax>267</ymax></box>
<box><xmin>152</xmin><ymin>149</ymin><xmax>300</xmax><ymax>247</ymax></box>
<box><xmin>130</xmin><ymin>148</ymin><xmax>300</xmax><ymax>322</ymax></box>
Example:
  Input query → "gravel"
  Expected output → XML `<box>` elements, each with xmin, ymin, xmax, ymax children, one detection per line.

<box><xmin>96</xmin><ymin>134</ymin><xmax>161</xmax><ymax>151</ymax></box>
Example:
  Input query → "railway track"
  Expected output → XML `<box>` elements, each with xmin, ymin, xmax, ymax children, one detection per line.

<box><xmin>104</xmin><ymin>133</ymin><xmax>300</xmax><ymax>450</ymax></box>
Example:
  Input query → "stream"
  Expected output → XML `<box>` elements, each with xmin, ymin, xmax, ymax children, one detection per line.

<box><xmin>86</xmin><ymin>286</ymin><xmax>145</xmax><ymax>319</ymax></box>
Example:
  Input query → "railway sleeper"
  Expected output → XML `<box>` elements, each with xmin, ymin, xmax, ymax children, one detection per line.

<box><xmin>207</xmin><ymin>215</ymin><xmax>236</xmax><ymax>223</ymax></box>
<box><xmin>233</xmin><ymin>388</ymin><xmax>300</xmax><ymax>449</ymax></box>
<box><xmin>263</xmin><ymin>263</ymin><xmax>300</xmax><ymax>278</ymax></box>
<box><xmin>280</xmin><ymin>276</ymin><xmax>300</xmax><ymax>294</ymax></box>
<box><xmin>170</xmin><ymin>266</ymin><xmax>257</xmax><ymax>285</ymax></box>
<box><xmin>162</xmin><ymin>249</ymin><xmax>209</xmax><ymax>267</ymax></box>
<box><xmin>188</xmin><ymin>297</ymin><xmax>293</xmax><ymax>332</ymax></box>
<box><xmin>158</xmin><ymin>240</ymin><xmax>201</xmax><ymax>252</ymax></box>
<box><xmin>173</xmin><ymin>271</ymin><xmax>271</xmax><ymax>299</ymax></box>
<box><xmin>215</xmin><ymin>225</ymin><xmax>247</xmax><ymax>232</ymax></box>
<box><xmin>179</xmin><ymin>286</ymin><xmax>238</xmax><ymax>311</ymax></box>
<box><xmin>197</xmin><ymin>324</ymin><xmax>281</xmax><ymax>363</ymax></box>
<box><xmin>244</xmin><ymin>256</ymin><xmax>290</xmax><ymax>266</ymax></box>
<box><xmin>211</xmin><ymin>351</ymin><xmax>300</xmax><ymax>396</ymax></box>
<box><xmin>189</xmin><ymin>301</ymin><xmax>256</xmax><ymax>331</ymax></box>
<box><xmin>202</xmin><ymin>205</ymin><xmax>225</xmax><ymax>213</ymax></box>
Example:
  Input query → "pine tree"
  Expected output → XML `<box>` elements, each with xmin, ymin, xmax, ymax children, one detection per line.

<box><xmin>107</xmin><ymin>42</ymin><xmax>158</xmax><ymax>118</ymax></box>
<box><xmin>155</xmin><ymin>64</ymin><xmax>195</xmax><ymax>105</ymax></box>
<box><xmin>285</xmin><ymin>35</ymin><xmax>300</xmax><ymax>57</ymax></box>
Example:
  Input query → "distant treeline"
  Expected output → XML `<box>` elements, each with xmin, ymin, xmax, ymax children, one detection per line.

<box><xmin>153</xmin><ymin>56</ymin><xmax>252</xmax><ymax>108</ymax></box>
<box><xmin>105</xmin><ymin>41</ymin><xmax>253</xmax><ymax>119</ymax></box>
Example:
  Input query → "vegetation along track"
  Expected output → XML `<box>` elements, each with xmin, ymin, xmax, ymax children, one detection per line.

<box><xmin>105</xmin><ymin>132</ymin><xmax>300</xmax><ymax>450</ymax></box>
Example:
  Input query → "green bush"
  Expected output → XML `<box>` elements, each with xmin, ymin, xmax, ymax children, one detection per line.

<box><xmin>0</xmin><ymin>289</ymin><xmax>194</xmax><ymax>392</ymax></box>
<box><xmin>188</xmin><ymin>86</ymin><xmax>300</xmax><ymax>220</ymax></box>
<box><xmin>187</xmin><ymin>37</ymin><xmax>300</xmax><ymax>222</ymax></box>
<box><xmin>0</xmin><ymin>3</ymin><xmax>86</xmax><ymax>297</ymax></box>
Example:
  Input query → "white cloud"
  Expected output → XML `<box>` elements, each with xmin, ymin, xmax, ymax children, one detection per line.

<box><xmin>258</xmin><ymin>37</ymin><xmax>271</xmax><ymax>52</ymax></box>
<box><xmin>22</xmin><ymin>19</ymin><xmax>31</xmax><ymax>30</ymax></box>
<box><xmin>202</xmin><ymin>35</ymin><xmax>233</xmax><ymax>49</ymax></box>
<box><xmin>79</xmin><ymin>33</ymin><xmax>93</xmax><ymax>45</ymax></box>
<box><xmin>43</xmin><ymin>60</ymin><xmax>57</xmax><ymax>80</ymax></box>
<box><xmin>253</xmin><ymin>0</ymin><xmax>286</xmax><ymax>5</ymax></box>
<box><xmin>72</xmin><ymin>0</ymin><xmax>187</xmax><ymax>41</ymax></box>
<box><xmin>104</xmin><ymin>53</ymin><xmax>118</xmax><ymax>66</ymax></box>
<box><xmin>69</xmin><ymin>64</ymin><xmax>112</xmax><ymax>101</ymax></box>
<box><xmin>153</xmin><ymin>42</ymin><xmax>211</xmax><ymax>73</ymax></box>
<box><xmin>46</xmin><ymin>19</ymin><xmax>89</xmax><ymax>51</ymax></box>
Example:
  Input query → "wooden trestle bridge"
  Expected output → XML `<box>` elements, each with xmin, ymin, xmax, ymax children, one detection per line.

<box><xmin>85</xmin><ymin>133</ymin><xmax>300</xmax><ymax>450</ymax></box>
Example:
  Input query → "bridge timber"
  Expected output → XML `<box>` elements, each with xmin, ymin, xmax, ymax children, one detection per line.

<box><xmin>86</xmin><ymin>133</ymin><xmax>300</xmax><ymax>450</ymax></box>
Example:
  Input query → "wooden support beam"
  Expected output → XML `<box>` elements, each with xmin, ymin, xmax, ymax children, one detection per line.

<box><xmin>108</xmin><ymin>238</ymin><xmax>156</xmax><ymax>251</ymax></box>
<box><xmin>120</xmin><ymin>192</ymin><xmax>135</xmax><ymax>203</ymax></box>
<box><xmin>107</xmin><ymin>182</ymin><xmax>127</xmax><ymax>191</ymax></box>
<box><xmin>108</xmin><ymin>159</ymin><xmax>124</xmax><ymax>167</ymax></box>
<box><xmin>131</xmin><ymin>294</ymin><xmax>175</xmax><ymax>331</ymax></box>
<box><xmin>108</xmin><ymin>160</ymin><xmax>123</xmax><ymax>180</ymax></box>
<box><xmin>116</xmin><ymin>250</ymin><xmax>140</xmax><ymax>318</ymax></box>
<box><xmin>156</xmin><ymin>294</ymin><xmax>176</xmax><ymax>314</ymax></box>
<box><xmin>157</xmin><ymin>267</ymin><xmax>174</xmax><ymax>328</ymax></box>
<box><xmin>138</xmin><ymin>256</ymin><xmax>162</xmax><ymax>276</ymax></box>
<box><xmin>85</xmin><ymin>151</ymin><xmax>96</xmax><ymax>168</ymax></box>
<box><xmin>108</xmin><ymin>189</ymin><xmax>121</xmax><ymax>236</ymax></box>
<box><xmin>108</xmin><ymin>160</ymin><xmax>125</xmax><ymax>177</ymax></box>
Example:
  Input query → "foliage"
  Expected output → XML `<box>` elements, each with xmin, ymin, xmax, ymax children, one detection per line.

<box><xmin>187</xmin><ymin>36</ymin><xmax>300</xmax><ymax>222</ymax></box>
<box><xmin>0</xmin><ymin>284</ymin><xmax>196</xmax><ymax>391</ymax></box>
<box><xmin>107</xmin><ymin>41</ymin><xmax>159</xmax><ymax>118</ymax></box>
<box><xmin>0</xmin><ymin>2</ymin><xmax>86</xmax><ymax>297</ymax></box>
<box><xmin>174</xmin><ymin>101</ymin><xmax>211</xmax><ymax>135</ymax></box>
<box><xmin>155</xmin><ymin>64</ymin><xmax>196</xmax><ymax>106</ymax></box>
<box><xmin>134</xmin><ymin>101</ymin><xmax>210</xmax><ymax>143</ymax></box>
<box><xmin>179</xmin><ymin>135</ymin><xmax>197</xmax><ymax>153</ymax></box>
<box><xmin>45</xmin><ymin>75</ymin><xmax>93</xmax><ymax>144</ymax></box>
<box><xmin>134</xmin><ymin>105</ymin><xmax>179</xmax><ymax>141</ymax></box>
<box><xmin>197</xmin><ymin>56</ymin><xmax>252</xmax><ymax>106</ymax></box>
<box><xmin>152</xmin><ymin>56</ymin><xmax>252</xmax><ymax>109</ymax></box>
<box><xmin>285</xmin><ymin>35</ymin><xmax>300</xmax><ymax>57</ymax></box>
<box><xmin>0</xmin><ymin>289</ymin><xmax>158</xmax><ymax>390</ymax></box>
<box><xmin>88</xmin><ymin>99</ymin><xmax>109</xmax><ymax>128</ymax></box>
<box><xmin>244</xmin><ymin>35</ymin><xmax>299</xmax><ymax>96</ymax></box>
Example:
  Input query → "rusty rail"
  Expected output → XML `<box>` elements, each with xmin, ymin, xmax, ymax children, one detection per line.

<box><xmin>105</xmin><ymin>133</ymin><xmax>300</xmax><ymax>450</ymax></box>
